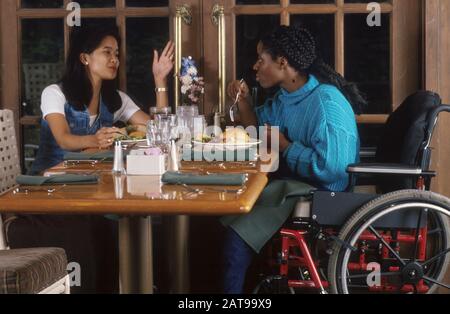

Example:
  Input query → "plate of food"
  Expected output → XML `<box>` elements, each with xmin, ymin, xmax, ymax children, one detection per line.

<box><xmin>193</xmin><ymin>128</ymin><xmax>261</xmax><ymax>150</ymax></box>
<box><xmin>114</xmin><ymin>125</ymin><xmax>147</xmax><ymax>144</ymax></box>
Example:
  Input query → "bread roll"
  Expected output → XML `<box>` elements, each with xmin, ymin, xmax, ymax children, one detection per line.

<box><xmin>220</xmin><ymin>128</ymin><xmax>250</xmax><ymax>144</ymax></box>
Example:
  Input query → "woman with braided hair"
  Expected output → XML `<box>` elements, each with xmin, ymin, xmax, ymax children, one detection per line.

<box><xmin>222</xmin><ymin>26</ymin><xmax>364</xmax><ymax>293</ymax></box>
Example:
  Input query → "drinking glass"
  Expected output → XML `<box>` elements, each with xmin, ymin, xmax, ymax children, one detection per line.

<box><xmin>146</xmin><ymin>120</ymin><xmax>158</xmax><ymax>147</ymax></box>
<box><xmin>158</xmin><ymin>120</ymin><xmax>171</xmax><ymax>147</ymax></box>
<box><xmin>193</xmin><ymin>115</ymin><xmax>206</xmax><ymax>141</ymax></box>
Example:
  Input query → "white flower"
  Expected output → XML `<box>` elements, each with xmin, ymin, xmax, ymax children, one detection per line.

<box><xmin>181</xmin><ymin>75</ymin><xmax>193</xmax><ymax>86</ymax></box>
<box><xmin>181</xmin><ymin>85</ymin><xmax>189</xmax><ymax>94</ymax></box>
<box><xmin>187</xmin><ymin>67</ymin><xmax>198</xmax><ymax>76</ymax></box>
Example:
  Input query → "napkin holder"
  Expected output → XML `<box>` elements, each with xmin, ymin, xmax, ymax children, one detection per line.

<box><xmin>126</xmin><ymin>149</ymin><xmax>166</xmax><ymax>175</ymax></box>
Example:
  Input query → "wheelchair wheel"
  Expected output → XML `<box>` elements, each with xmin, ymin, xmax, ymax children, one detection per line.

<box><xmin>328</xmin><ymin>190</ymin><xmax>450</xmax><ymax>294</ymax></box>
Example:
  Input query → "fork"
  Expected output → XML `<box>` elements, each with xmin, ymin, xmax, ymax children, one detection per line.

<box><xmin>181</xmin><ymin>184</ymin><xmax>204</xmax><ymax>195</ymax></box>
<box><xmin>229</xmin><ymin>79</ymin><xmax>244</xmax><ymax>123</ymax></box>
<box><xmin>13</xmin><ymin>184</ymin><xmax>67</xmax><ymax>195</ymax></box>
<box><xmin>202</xmin><ymin>186</ymin><xmax>246</xmax><ymax>194</ymax></box>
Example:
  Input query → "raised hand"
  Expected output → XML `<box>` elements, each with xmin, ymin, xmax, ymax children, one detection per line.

<box><xmin>153</xmin><ymin>41</ymin><xmax>175</xmax><ymax>85</ymax></box>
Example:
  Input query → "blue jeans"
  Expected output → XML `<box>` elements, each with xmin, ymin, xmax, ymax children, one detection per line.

<box><xmin>223</xmin><ymin>228</ymin><xmax>255</xmax><ymax>294</ymax></box>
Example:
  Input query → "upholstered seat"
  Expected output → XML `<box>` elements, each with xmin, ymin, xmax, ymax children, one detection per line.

<box><xmin>0</xmin><ymin>247</ymin><xmax>68</xmax><ymax>294</ymax></box>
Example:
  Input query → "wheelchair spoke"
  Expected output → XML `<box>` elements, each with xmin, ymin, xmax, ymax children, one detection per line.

<box><xmin>368</xmin><ymin>225</ymin><xmax>406</xmax><ymax>266</ymax></box>
<box><xmin>423</xmin><ymin>276</ymin><xmax>450</xmax><ymax>290</ymax></box>
<box><xmin>412</xmin><ymin>209</ymin><xmax>424</xmax><ymax>262</ymax></box>
<box><xmin>422</xmin><ymin>248</ymin><xmax>450</xmax><ymax>267</ymax></box>
<box><xmin>345</xmin><ymin>272</ymin><xmax>401</xmax><ymax>280</ymax></box>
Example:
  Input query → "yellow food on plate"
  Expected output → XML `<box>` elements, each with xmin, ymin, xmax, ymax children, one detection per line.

<box><xmin>219</xmin><ymin>128</ymin><xmax>250</xmax><ymax>144</ymax></box>
<box><xmin>128</xmin><ymin>130</ymin><xmax>146</xmax><ymax>139</ymax></box>
<box><xmin>114</xmin><ymin>125</ymin><xmax>147</xmax><ymax>141</ymax></box>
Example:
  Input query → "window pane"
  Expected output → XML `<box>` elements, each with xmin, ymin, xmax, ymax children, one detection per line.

<box><xmin>345</xmin><ymin>14</ymin><xmax>390</xmax><ymax>114</ymax></box>
<box><xmin>126</xmin><ymin>17</ymin><xmax>170</xmax><ymax>112</ymax></box>
<box><xmin>126</xmin><ymin>0</ymin><xmax>168</xmax><ymax>6</ymax></box>
<box><xmin>236</xmin><ymin>15</ymin><xmax>280</xmax><ymax>106</ymax></box>
<box><xmin>290</xmin><ymin>14</ymin><xmax>335</xmax><ymax>68</ymax></box>
<box><xmin>23</xmin><ymin>125</ymin><xmax>41</xmax><ymax>174</ymax></box>
<box><xmin>21</xmin><ymin>0</ymin><xmax>63</xmax><ymax>8</ymax></box>
<box><xmin>21</xmin><ymin>19</ymin><xmax>63</xmax><ymax>174</ymax></box>
<box><xmin>76</xmin><ymin>0</ymin><xmax>115</xmax><ymax>8</ymax></box>
<box><xmin>78</xmin><ymin>18</ymin><xmax>117</xmax><ymax>29</ymax></box>
<box><xmin>21</xmin><ymin>19</ymin><xmax>64</xmax><ymax>116</ymax></box>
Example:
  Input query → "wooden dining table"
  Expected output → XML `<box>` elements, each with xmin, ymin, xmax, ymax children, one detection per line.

<box><xmin>0</xmin><ymin>151</ymin><xmax>278</xmax><ymax>294</ymax></box>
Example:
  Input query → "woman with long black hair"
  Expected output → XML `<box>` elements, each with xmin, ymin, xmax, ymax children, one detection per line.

<box><xmin>8</xmin><ymin>24</ymin><xmax>174</xmax><ymax>293</ymax></box>
<box><xmin>31</xmin><ymin>25</ymin><xmax>174</xmax><ymax>174</ymax></box>
<box><xmin>223</xmin><ymin>26</ymin><xmax>365</xmax><ymax>294</ymax></box>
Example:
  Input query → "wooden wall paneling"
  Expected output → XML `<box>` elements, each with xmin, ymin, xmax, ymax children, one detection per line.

<box><xmin>425</xmin><ymin>0</ymin><xmax>450</xmax><ymax>199</ymax></box>
<box><xmin>0</xmin><ymin>0</ymin><xmax>20</xmax><ymax>147</ymax></box>
<box><xmin>391</xmin><ymin>0</ymin><xmax>421</xmax><ymax>110</ymax></box>
<box><xmin>424</xmin><ymin>0</ymin><xmax>450</xmax><ymax>294</ymax></box>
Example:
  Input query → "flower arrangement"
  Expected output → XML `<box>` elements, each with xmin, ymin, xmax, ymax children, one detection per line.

<box><xmin>180</xmin><ymin>56</ymin><xmax>204</xmax><ymax>106</ymax></box>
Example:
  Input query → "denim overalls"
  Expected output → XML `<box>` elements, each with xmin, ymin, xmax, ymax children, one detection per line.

<box><xmin>31</xmin><ymin>99</ymin><xmax>114</xmax><ymax>174</ymax></box>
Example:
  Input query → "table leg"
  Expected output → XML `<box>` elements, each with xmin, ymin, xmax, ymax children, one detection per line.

<box><xmin>167</xmin><ymin>215</ymin><xmax>190</xmax><ymax>293</ymax></box>
<box><xmin>119</xmin><ymin>216</ymin><xmax>153</xmax><ymax>294</ymax></box>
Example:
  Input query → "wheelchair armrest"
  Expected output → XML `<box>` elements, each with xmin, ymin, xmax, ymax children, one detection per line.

<box><xmin>347</xmin><ymin>163</ymin><xmax>436</xmax><ymax>177</ymax></box>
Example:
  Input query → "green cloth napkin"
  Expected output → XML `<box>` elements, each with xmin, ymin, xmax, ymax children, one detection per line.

<box><xmin>16</xmin><ymin>174</ymin><xmax>99</xmax><ymax>186</ymax></box>
<box><xmin>182</xmin><ymin>147</ymin><xmax>257</xmax><ymax>162</ymax></box>
<box><xmin>162</xmin><ymin>171</ymin><xmax>247</xmax><ymax>186</ymax></box>
<box><xmin>221</xmin><ymin>180</ymin><xmax>316</xmax><ymax>253</ymax></box>
<box><xmin>64</xmin><ymin>151</ymin><xmax>114</xmax><ymax>161</ymax></box>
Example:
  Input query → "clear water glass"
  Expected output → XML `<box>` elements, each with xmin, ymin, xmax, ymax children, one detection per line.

<box><xmin>159</xmin><ymin>120</ymin><xmax>171</xmax><ymax>146</ymax></box>
<box><xmin>146</xmin><ymin>120</ymin><xmax>158</xmax><ymax>147</ymax></box>
<box><xmin>193</xmin><ymin>115</ymin><xmax>206</xmax><ymax>140</ymax></box>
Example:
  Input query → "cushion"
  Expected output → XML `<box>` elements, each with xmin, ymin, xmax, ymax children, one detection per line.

<box><xmin>0</xmin><ymin>247</ymin><xmax>67</xmax><ymax>294</ymax></box>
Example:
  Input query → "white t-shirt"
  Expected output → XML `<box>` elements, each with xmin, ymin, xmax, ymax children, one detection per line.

<box><xmin>40</xmin><ymin>84</ymin><xmax>141</xmax><ymax>124</ymax></box>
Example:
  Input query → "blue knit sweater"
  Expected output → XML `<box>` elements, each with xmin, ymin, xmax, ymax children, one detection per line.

<box><xmin>255</xmin><ymin>74</ymin><xmax>359</xmax><ymax>192</ymax></box>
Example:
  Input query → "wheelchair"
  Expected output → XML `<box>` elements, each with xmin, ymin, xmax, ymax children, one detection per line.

<box><xmin>254</xmin><ymin>91</ymin><xmax>450</xmax><ymax>294</ymax></box>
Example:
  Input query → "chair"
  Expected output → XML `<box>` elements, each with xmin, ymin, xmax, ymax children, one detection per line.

<box><xmin>0</xmin><ymin>109</ymin><xmax>70</xmax><ymax>294</ymax></box>
<box><xmin>256</xmin><ymin>91</ymin><xmax>450</xmax><ymax>294</ymax></box>
<box><xmin>348</xmin><ymin>90</ymin><xmax>443</xmax><ymax>193</ymax></box>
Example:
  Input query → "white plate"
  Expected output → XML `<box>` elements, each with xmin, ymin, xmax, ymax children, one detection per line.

<box><xmin>192</xmin><ymin>139</ymin><xmax>261</xmax><ymax>150</ymax></box>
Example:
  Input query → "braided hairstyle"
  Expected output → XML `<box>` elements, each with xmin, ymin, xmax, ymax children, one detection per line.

<box><xmin>260</xmin><ymin>26</ymin><xmax>367</xmax><ymax>114</ymax></box>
